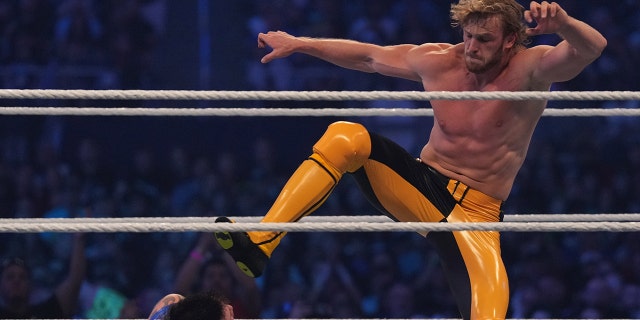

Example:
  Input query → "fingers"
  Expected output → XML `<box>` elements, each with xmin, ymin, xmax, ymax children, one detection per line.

<box><xmin>525</xmin><ymin>1</ymin><xmax>565</xmax><ymax>37</ymax></box>
<box><xmin>260</xmin><ymin>53</ymin><xmax>274</xmax><ymax>64</ymax></box>
<box><xmin>527</xmin><ymin>1</ymin><xmax>560</xmax><ymax>20</ymax></box>
<box><xmin>549</xmin><ymin>2</ymin><xmax>557</xmax><ymax>17</ymax></box>
<box><xmin>257</xmin><ymin>32</ymin><xmax>266</xmax><ymax>48</ymax></box>
<box><xmin>524</xmin><ymin>10</ymin><xmax>533</xmax><ymax>23</ymax></box>
<box><xmin>257</xmin><ymin>30</ymin><xmax>293</xmax><ymax>64</ymax></box>
<box><xmin>539</xmin><ymin>1</ymin><xmax>548</xmax><ymax>19</ymax></box>
<box><xmin>257</xmin><ymin>32</ymin><xmax>273</xmax><ymax>63</ymax></box>
<box><xmin>525</xmin><ymin>27</ymin><xmax>539</xmax><ymax>37</ymax></box>
<box><xmin>257</xmin><ymin>30</ymin><xmax>283</xmax><ymax>47</ymax></box>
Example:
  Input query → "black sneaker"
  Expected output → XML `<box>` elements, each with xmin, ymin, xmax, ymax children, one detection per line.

<box><xmin>214</xmin><ymin>216</ymin><xmax>269</xmax><ymax>278</ymax></box>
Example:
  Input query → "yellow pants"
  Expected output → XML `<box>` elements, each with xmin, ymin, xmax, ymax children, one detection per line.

<box><xmin>255</xmin><ymin>121</ymin><xmax>509</xmax><ymax>319</ymax></box>
<box><xmin>351</xmin><ymin>132</ymin><xmax>508</xmax><ymax>320</ymax></box>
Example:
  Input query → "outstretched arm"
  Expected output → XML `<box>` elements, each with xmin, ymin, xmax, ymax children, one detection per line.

<box><xmin>173</xmin><ymin>233</ymin><xmax>214</xmax><ymax>295</ymax></box>
<box><xmin>526</xmin><ymin>1</ymin><xmax>607</xmax><ymax>83</ymax></box>
<box><xmin>54</xmin><ymin>233</ymin><xmax>86</xmax><ymax>317</ymax></box>
<box><xmin>216</xmin><ymin>243</ymin><xmax>262</xmax><ymax>318</ymax></box>
<box><xmin>257</xmin><ymin>31</ymin><xmax>422</xmax><ymax>81</ymax></box>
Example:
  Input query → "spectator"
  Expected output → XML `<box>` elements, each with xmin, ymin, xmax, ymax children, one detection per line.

<box><xmin>0</xmin><ymin>233</ymin><xmax>86</xmax><ymax>318</ymax></box>
<box><xmin>54</xmin><ymin>0</ymin><xmax>103</xmax><ymax>66</ymax></box>
<box><xmin>4</xmin><ymin>0</ymin><xmax>55</xmax><ymax>65</ymax></box>
<box><xmin>147</xmin><ymin>291</ymin><xmax>234</xmax><ymax>320</ymax></box>
<box><xmin>173</xmin><ymin>233</ymin><xmax>261</xmax><ymax>319</ymax></box>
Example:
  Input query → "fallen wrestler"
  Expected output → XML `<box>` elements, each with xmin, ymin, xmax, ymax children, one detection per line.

<box><xmin>214</xmin><ymin>0</ymin><xmax>606</xmax><ymax>319</ymax></box>
<box><xmin>148</xmin><ymin>292</ymin><xmax>233</xmax><ymax>320</ymax></box>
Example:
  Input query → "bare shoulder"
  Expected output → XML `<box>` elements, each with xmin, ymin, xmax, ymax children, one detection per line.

<box><xmin>510</xmin><ymin>45</ymin><xmax>556</xmax><ymax>88</ymax></box>
<box><xmin>148</xmin><ymin>294</ymin><xmax>185</xmax><ymax>319</ymax></box>
<box><xmin>407</xmin><ymin>43</ymin><xmax>460</xmax><ymax>72</ymax></box>
<box><xmin>515</xmin><ymin>45</ymin><xmax>554</xmax><ymax>60</ymax></box>
<box><xmin>408</xmin><ymin>42</ymin><xmax>458</xmax><ymax>58</ymax></box>
<box><xmin>510</xmin><ymin>45</ymin><xmax>558</xmax><ymax>72</ymax></box>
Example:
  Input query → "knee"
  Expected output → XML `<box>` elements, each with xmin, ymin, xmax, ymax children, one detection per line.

<box><xmin>312</xmin><ymin>121</ymin><xmax>371</xmax><ymax>173</ymax></box>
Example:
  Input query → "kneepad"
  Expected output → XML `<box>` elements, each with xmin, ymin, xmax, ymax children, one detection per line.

<box><xmin>312</xmin><ymin>121</ymin><xmax>371</xmax><ymax>173</ymax></box>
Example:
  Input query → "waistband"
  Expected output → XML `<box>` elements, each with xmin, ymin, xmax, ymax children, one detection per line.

<box><xmin>447</xmin><ymin>179</ymin><xmax>503</xmax><ymax>208</ymax></box>
<box><xmin>425</xmin><ymin>163</ymin><xmax>504</xmax><ymax>218</ymax></box>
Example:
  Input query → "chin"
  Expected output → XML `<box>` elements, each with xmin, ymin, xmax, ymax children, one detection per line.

<box><xmin>465</xmin><ymin>63</ymin><xmax>485</xmax><ymax>74</ymax></box>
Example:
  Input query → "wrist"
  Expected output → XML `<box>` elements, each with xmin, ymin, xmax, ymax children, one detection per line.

<box><xmin>555</xmin><ymin>16</ymin><xmax>576</xmax><ymax>39</ymax></box>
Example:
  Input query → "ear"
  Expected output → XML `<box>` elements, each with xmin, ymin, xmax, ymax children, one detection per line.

<box><xmin>504</xmin><ymin>32</ymin><xmax>517</xmax><ymax>49</ymax></box>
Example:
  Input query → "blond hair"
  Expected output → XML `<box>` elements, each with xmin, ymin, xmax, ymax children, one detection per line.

<box><xmin>450</xmin><ymin>0</ymin><xmax>529</xmax><ymax>46</ymax></box>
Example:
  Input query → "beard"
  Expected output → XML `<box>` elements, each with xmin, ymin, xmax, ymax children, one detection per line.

<box><xmin>465</xmin><ymin>49</ymin><xmax>504</xmax><ymax>74</ymax></box>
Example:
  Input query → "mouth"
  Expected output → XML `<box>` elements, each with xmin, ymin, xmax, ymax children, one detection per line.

<box><xmin>466</xmin><ymin>54</ymin><xmax>482</xmax><ymax>61</ymax></box>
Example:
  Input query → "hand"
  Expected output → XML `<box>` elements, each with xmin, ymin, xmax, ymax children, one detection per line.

<box><xmin>524</xmin><ymin>1</ymin><xmax>570</xmax><ymax>37</ymax></box>
<box><xmin>257</xmin><ymin>31</ymin><xmax>299</xmax><ymax>63</ymax></box>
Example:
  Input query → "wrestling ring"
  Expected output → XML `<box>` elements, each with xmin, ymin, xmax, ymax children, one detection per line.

<box><xmin>1</xmin><ymin>89</ymin><xmax>640</xmax><ymax>320</ymax></box>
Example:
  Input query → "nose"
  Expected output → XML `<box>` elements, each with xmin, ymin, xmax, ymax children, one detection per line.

<box><xmin>467</xmin><ymin>38</ymin><xmax>479</xmax><ymax>52</ymax></box>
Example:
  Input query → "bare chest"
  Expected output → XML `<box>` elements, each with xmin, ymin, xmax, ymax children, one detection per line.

<box><xmin>431</xmin><ymin>101</ymin><xmax>517</xmax><ymax>140</ymax></box>
<box><xmin>422</xmin><ymin>66</ymin><xmax>539</xmax><ymax>136</ymax></box>
<box><xmin>426</xmin><ymin>64</ymin><xmax>528</xmax><ymax>92</ymax></box>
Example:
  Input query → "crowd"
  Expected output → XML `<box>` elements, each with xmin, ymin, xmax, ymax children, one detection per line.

<box><xmin>1</xmin><ymin>0</ymin><xmax>639</xmax><ymax>318</ymax></box>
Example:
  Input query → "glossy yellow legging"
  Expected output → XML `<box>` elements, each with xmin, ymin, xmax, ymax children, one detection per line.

<box><xmin>251</xmin><ymin>121</ymin><xmax>509</xmax><ymax>320</ymax></box>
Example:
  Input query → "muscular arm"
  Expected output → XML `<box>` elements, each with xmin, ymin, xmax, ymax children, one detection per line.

<box><xmin>258</xmin><ymin>31</ymin><xmax>422</xmax><ymax>81</ymax></box>
<box><xmin>526</xmin><ymin>2</ymin><xmax>607</xmax><ymax>83</ymax></box>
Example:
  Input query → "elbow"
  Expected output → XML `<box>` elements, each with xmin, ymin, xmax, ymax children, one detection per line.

<box><xmin>589</xmin><ymin>34</ymin><xmax>608</xmax><ymax>60</ymax></box>
<box><xmin>360</xmin><ymin>56</ymin><xmax>378</xmax><ymax>73</ymax></box>
<box><xmin>574</xmin><ymin>36</ymin><xmax>607</xmax><ymax>64</ymax></box>
<box><xmin>592</xmin><ymin>35</ymin><xmax>607</xmax><ymax>58</ymax></box>
<box><xmin>598</xmin><ymin>36</ymin><xmax>607</xmax><ymax>53</ymax></box>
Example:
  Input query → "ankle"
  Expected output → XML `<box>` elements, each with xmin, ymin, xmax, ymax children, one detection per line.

<box><xmin>247</xmin><ymin>231</ymin><xmax>284</xmax><ymax>256</ymax></box>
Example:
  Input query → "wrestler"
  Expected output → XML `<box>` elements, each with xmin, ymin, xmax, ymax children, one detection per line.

<box><xmin>215</xmin><ymin>1</ymin><xmax>606</xmax><ymax>319</ymax></box>
<box><xmin>147</xmin><ymin>292</ymin><xmax>234</xmax><ymax>320</ymax></box>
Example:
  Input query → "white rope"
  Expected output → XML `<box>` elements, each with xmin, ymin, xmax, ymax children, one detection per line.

<box><xmin>1</xmin><ymin>89</ymin><xmax>640</xmax><ymax>101</ymax></box>
<box><xmin>1</xmin><ymin>218</ymin><xmax>639</xmax><ymax>233</ymax></box>
<box><xmin>503</xmin><ymin>213</ymin><xmax>640</xmax><ymax>222</ymax></box>
<box><xmin>0</xmin><ymin>107</ymin><xmax>638</xmax><ymax>117</ymax></box>
<box><xmin>6</xmin><ymin>213</ymin><xmax>639</xmax><ymax>224</ymax></box>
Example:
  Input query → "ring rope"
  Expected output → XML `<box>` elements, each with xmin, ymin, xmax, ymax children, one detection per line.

<box><xmin>0</xmin><ymin>107</ymin><xmax>638</xmax><ymax>117</ymax></box>
<box><xmin>5</xmin><ymin>213</ymin><xmax>640</xmax><ymax>224</ymax></box>
<box><xmin>2</xmin><ymin>90</ymin><xmax>635</xmax><ymax>320</ymax></box>
<box><xmin>0</xmin><ymin>89</ymin><xmax>639</xmax><ymax>101</ymax></box>
<box><xmin>0</xmin><ymin>89</ymin><xmax>640</xmax><ymax>101</ymax></box>
<box><xmin>1</xmin><ymin>219</ymin><xmax>639</xmax><ymax>233</ymax></box>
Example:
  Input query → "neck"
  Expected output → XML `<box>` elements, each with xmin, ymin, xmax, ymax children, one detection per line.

<box><xmin>468</xmin><ymin>47</ymin><xmax>518</xmax><ymax>88</ymax></box>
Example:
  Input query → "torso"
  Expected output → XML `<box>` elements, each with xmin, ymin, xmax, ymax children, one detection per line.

<box><xmin>408</xmin><ymin>43</ymin><xmax>549</xmax><ymax>200</ymax></box>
